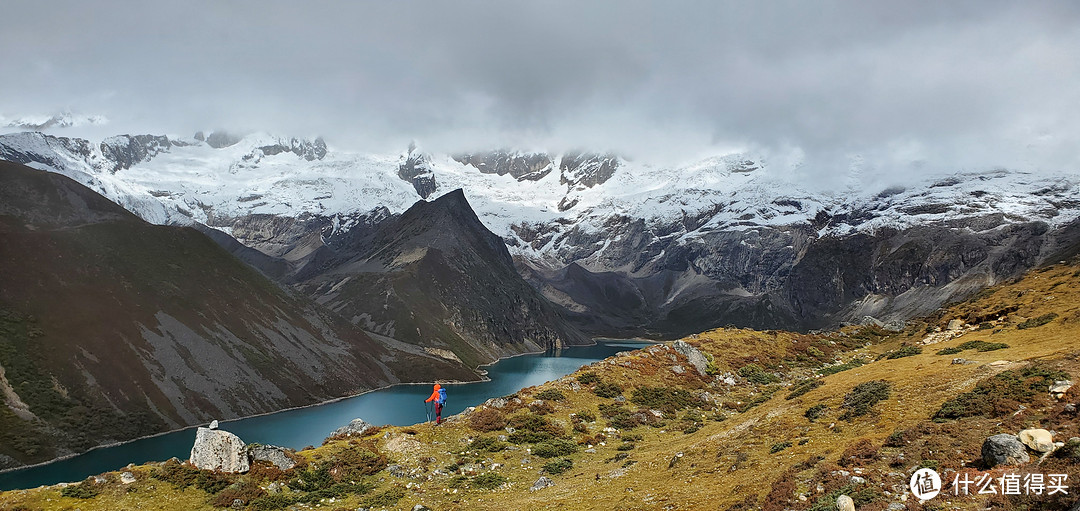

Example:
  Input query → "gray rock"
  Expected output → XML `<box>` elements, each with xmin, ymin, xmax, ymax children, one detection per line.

<box><xmin>485</xmin><ymin>397</ymin><xmax>508</xmax><ymax>408</ymax></box>
<box><xmin>328</xmin><ymin>418</ymin><xmax>373</xmax><ymax>439</ymax></box>
<box><xmin>882</xmin><ymin>320</ymin><xmax>906</xmax><ymax>332</ymax></box>
<box><xmin>267</xmin><ymin>482</ymin><xmax>283</xmax><ymax>494</ymax></box>
<box><xmin>209</xmin><ymin>419</ymin><xmax>219</xmax><ymax>430</ymax></box>
<box><xmin>246</xmin><ymin>444</ymin><xmax>297</xmax><ymax>470</ymax></box>
<box><xmin>671</xmin><ymin>365</ymin><xmax>686</xmax><ymax>374</ymax></box>
<box><xmin>947</xmin><ymin>319</ymin><xmax>964</xmax><ymax>331</ymax></box>
<box><xmin>120</xmin><ymin>471</ymin><xmax>136</xmax><ymax>484</ymax></box>
<box><xmin>836</xmin><ymin>494</ymin><xmax>855</xmax><ymax>511</ymax></box>
<box><xmin>1065</xmin><ymin>404</ymin><xmax>1076</xmax><ymax>413</ymax></box>
<box><xmin>531</xmin><ymin>476</ymin><xmax>555</xmax><ymax>491</ymax></box>
<box><xmin>672</xmin><ymin>340</ymin><xmax>710</xmax><ymax>376</ymax></box>
<box><xmin>1050</xmin><ymin>380</ymin><xmax>1073</xmax><ymax>399</ymax></box>
<box><xmin>387</xmin><ymin>464</ymin><xmax>407</xmax><ymax>477</ymax></box>
<box><xmin>850</xmin><ymin>475</ymin><xmax>866</xmax><ymax>484</ymax></box>
<box><xmin>888</xmin><ymin>503</ymin><xmax>906</xmax><ymax>511</ymax></box>
<box><xmin>412</xmin><ymin>505</ymin><xmax>431</xmax><ymax>511</ymax></box>
<box><xmin>190</xmin><ymin>427</ymin><xmax>250</xmax><ymax>473</ymax></box>
<box><xmin>982</xmin><ymin>434</ymin><xmax>1030</xmax><ymax>467</ymax></box>
<box><xmin>860</xmin><ymin>316</ymin><xmax>884</xmax><ymax>328</ymax></box>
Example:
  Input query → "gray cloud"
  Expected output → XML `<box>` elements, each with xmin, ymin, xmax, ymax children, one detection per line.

<box><xmin>2</xmin><ymin>1</ymin><xmax>1079</xmax><ymax>179</ymax></box>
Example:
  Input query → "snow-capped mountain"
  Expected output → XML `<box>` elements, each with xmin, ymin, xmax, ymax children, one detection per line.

<box><xmin>1</xmin><ymin>111</ymin><xmax>109</xmax><ymax>130</ymax></box>
<box><xmin>3</xmin><ymin>130</ymin><xmax>1080</xmax><ymax>335</ymax></box>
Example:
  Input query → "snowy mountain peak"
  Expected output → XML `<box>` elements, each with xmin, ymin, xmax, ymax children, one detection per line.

<box><xmin>1</xmin><ymin>111</ymin><xmax>109</xmax><ymax>131</ymax></box>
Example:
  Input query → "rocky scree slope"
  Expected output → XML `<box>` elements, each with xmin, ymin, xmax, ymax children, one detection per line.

<box><xmin>0</xmin><ymin>161</ymin><xmax>473</xmax><ymax>470</ymax></box>
<box><xmin>6</xmin><ymin>256</ymin><xmax>1080</xmax><ymax>510</ymax></box>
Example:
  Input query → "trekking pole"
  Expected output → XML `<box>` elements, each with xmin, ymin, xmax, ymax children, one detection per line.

<box><xmin>425</xmin><ymin>402</ymin><xmax>431</xmax><ymax>423</ymax></box>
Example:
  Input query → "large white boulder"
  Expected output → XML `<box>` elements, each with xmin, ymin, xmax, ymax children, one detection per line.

<box><xmin>190</xmin><ymin>427</ymin><xmax>249</xmax><ymax>473</ymax></box>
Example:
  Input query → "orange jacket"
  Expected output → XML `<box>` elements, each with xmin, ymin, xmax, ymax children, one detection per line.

<box><xmin>425</xmin><ymin>384</ymin><xmax>442</xmax><ymax>403</ymax></box>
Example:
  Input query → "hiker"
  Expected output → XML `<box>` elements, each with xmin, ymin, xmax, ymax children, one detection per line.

<box><xmin>425</xmin><ymin>383</ymin><xmax>447</xmax><ymax>424</ymax></box>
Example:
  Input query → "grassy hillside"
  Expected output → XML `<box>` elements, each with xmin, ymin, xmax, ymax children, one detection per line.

<box><xmin>4</xmin><ymin>259</ymin><xmax>1079</xmax><ymax>510</ymax></box>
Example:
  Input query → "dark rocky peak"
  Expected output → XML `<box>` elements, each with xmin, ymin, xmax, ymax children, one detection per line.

<box><xmin>0</xmin><ymin>160</ymin><xmax>137</xmax><ymax>227</ymax></box>
<box><xmin>0</xmin><ymin>131</ymin><xmax>98</xmax><ymax>171</ymax></box>
<box><xmin>257</xmin><ymin>137</ymin><xmax>328</xmax><ymax>162</ymax></box>
<box><xmin>559</xmin><ymin>151</ymin><xmax>619</xmax><ymax>189</ymax></box>
<box><xmin>99</xmin><ymin>134</ymin><xmax>171</xmax><ymax>173</ymax></box>
<box><xmin>398</xmin><ymin>142</ymin><xmax>437</xmax><ymax>198</ymax></box>
<box><xmin>368</xmin><ymin>188</ymin><xmax>512</xmax><ymax>269</ymax></box>
<box><xmin>206</xmin><ymin>130</ymin><xmax>242</xmax><ymax>148</ymax></box>
<box><xmin>453</xmin><ymin>150</ymin><xmax>554</xmax><ymax>182</ymax></box>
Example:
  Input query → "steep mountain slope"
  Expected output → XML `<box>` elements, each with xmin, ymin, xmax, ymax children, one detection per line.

<box><xmin>7</xmin><ymin>255</ymin><xmax>1079</xmax><ymax>510</ymax></box>
<box><xmin>3</xmin><ymin>131</ymin><xmax>1080</xmax><ymax>337</ymax></box>
<box><xmin>280</xmin><ymin>189</ymin><xmax>589</xmax><ymax>368</ymax></box>
<box><xmin>0</xmin><ymin>161</ymin><xmax>472</xmax><ymax>469</ymax></box>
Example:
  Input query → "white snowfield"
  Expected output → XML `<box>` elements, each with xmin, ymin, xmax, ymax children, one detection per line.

<box><xmin>2</xmin><ymin>130</ymin><xmax>1079</xmax><ymax>262</ymax></box>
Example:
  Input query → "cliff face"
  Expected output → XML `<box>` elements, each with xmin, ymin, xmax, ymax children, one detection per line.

<box><xmin>519</xmin><ymin>217</ymin><xmax>1080</xmax><ymax>337</ymax></box>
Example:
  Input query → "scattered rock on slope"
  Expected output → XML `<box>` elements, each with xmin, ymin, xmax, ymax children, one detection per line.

<box><xmin>672</xmin><ymin>340</ymin><xmax>710</xmax><ymax>376</ymax></box>
<box><xmin>1018</xmin><ymin>429</ymin><xmax>1055</xmax><ymax>453</ymax></box>
<box><xmin>328</xmin><ymin>418</ymin><xmax>374</xmax><ymax>439</ymax></box>
<box><xmin>246</xmin><ymin>444</ymin><xmax>297</xmax><ymax>470</ymax></box>
<box><xmin>982</xmin><ymin>434</ymin><xmax>1030</xmax><ymax>467</ymax></box>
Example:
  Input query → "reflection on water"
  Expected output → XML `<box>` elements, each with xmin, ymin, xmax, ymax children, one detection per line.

<box><xmin>0</xmin><ymin>339</ymin><xmax>651</xmax><ymax>490</ymax></box>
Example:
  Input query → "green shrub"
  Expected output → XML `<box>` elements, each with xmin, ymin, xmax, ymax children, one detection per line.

<box><xmin>936</xmin><ymin>340</ymin><xmax>1009</xmax><ymax>355</ymax></box>
<box><xmin>839</xmin><ymin>381</ymin><xmax>891</xmax><ymax>420</ymax></box>
<box><xmin>630</xmin><ymin>386</ymin><xmax>700</xmax><ymax>413</ymax></box>
<box><xmin>738</xmin><ymin>363</ymin><xmax>779</xmax><ymax>384</ymax></box>
<box><xmin>576</xmin><ymin>372</ymin><xmax>599</xmax><ymax>384</ymax></box>
<box><xmin>542</xmin><ymin>458</ymin><xmax>573</xmax><ymax>475</ymax></box>
<box><xmin>535</xmin><ymin>389</ymin><xmax>566</xmax><ymax>401</ymax></box>
<box><xmin>786</xmin><ymin>379</ymin><xmax>823</xmax><ymax>400</ymax></box>
<box><xmin>818</xmin><ymin>359</ymin><xmax>865</xmax><ymax>376</ymax></box>
<box><xmin>704</xmin><ymin>353</ymin><xmax>719</xmax><ymax>375</ymax></box>
<box><xmin>572</xmin><ymin>409</ymin><xmax>596</xmax><ymax>423</ymax></box>
<box><xmin>769</xmin><ymin>441</ymin><xmax>792</xmax><ymax>453</ymax></box>
<box><xmin>807</xmin><ymin>485</ymin><xmax>881</xmax><ymax>511</ymax></box>
<box><xmin>883</xmin><ymin>345</ymin><xmax>922</xmax><ymax>359</ymax></box>
<box><xmin>471</xmin><ymin>436</ymin><xmax>507</xmax><ymax>453</ymax></box>
<box><xmin>1017</xmin><ymin>313</ymin><xmax>1058</xmax><ymax>329</ymax></box>
<box><xmin>807</xmin><ymin>346</ymin><xmax>826</xmax><ymax>359</ymax></box>
<box><xmin>616</xmin><ymin>442</ymin><xmax>636</xmax><ymax>451</ymax></box>
<box><xmin>508</xmin><ymin>413</ymin><xmax>565</xmax><ymax>439</ymax></box>
<box><xmin>934</xmin><ymin>365</ymin><xmax>1069</xmax><ymax>420</ymax></box>
<box><xmin>360</xmin><ymin>487</ymin><xmax>406</xmax><ymax>508</ymax></box>
<box><xmin>593</xmin><ymin>382</ymin><xmax>623</xmax><ymax>398</ymax></box>
<box><xmin>472</xmin><ymin>472</ymin><xmax>508</xmax><ymax>490</ymax></box>
<box><xmin>532</xmin><ymin>438</ymin><xmax>578</xmax><ymax>458</ymax></box>
<box><xmin>60</xmin><ymin>481</ymin><xmax>100</xmax><ymax>499</ymax></box>
<box><xmin>805</xmin><ymin>404</ymin><xmax>828</xmax><ymax>421</ymax></box>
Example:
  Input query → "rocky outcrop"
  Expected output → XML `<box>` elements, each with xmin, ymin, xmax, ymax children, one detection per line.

<box><xmin>246</xmin><ymin>444</ymin><xmax>298</xmax><ymax>470</ymax></box>
<box><xmin>190</xmin><ymin>427</ymin><xmax>250</xmax><ymax>473</ymax></box>
<box><xmin>453</xmin><ymin>150</ymin><xmax>554</xmax><ymax>181</ymax></box>
<box><xmin>399</xmin><ymin>143</ymin><xmax>438</xmax><ymax>198</ymax></box>
<box><xmin>982</xmin><ymin>434</ymin><xmax>1030</xmax><ymax>467</ymax></box>
<box><xmin>836</xmin><ymin>494</ymin><xmax>855</xmax><ymax>511</ymax></box>
<box><xmin>530</xmin><ymin>476</ymin><xmax>554</xmax><ymax>491</ymax></box>
<box><xmin>205</xmin><ymin>131</ymin><xmax>242</xmax><ymax>148</ymax></box>
<box><xmin>99</xmin><ymin>134</ymin><xmax>171</xmax><ymax>172</ymax></box>
<box><xmin>328</xmin><ymin>418</ymin><xmax>374</xmax><ymax>439</ymax></box>
<box><xmin>671</xmin><ymin>340</ymin><xmax>710</xmax><ymax>376</ymax></box>
<box><xmin>1050</xmin><ymin>380</ymin><xmax>1073</xmax><ymax>400</ymax></box>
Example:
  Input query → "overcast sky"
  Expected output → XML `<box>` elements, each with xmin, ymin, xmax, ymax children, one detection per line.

<box><xmin>2</xmin><ymin>1</ymin><xmax>1078</xmax><ymax>179</ymax></box>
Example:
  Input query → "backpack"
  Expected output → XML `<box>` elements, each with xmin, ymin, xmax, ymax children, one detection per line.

<box><xmin>437</xmin><ymin>387</ymin><xmax>447</xmax><ymax>405</ymax></box>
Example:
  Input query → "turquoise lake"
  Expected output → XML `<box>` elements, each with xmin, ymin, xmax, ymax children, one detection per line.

<box><xmin>0</xmin><ymin>339</ymin><xmax>650</xmax><ymax>490</ymax></box>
